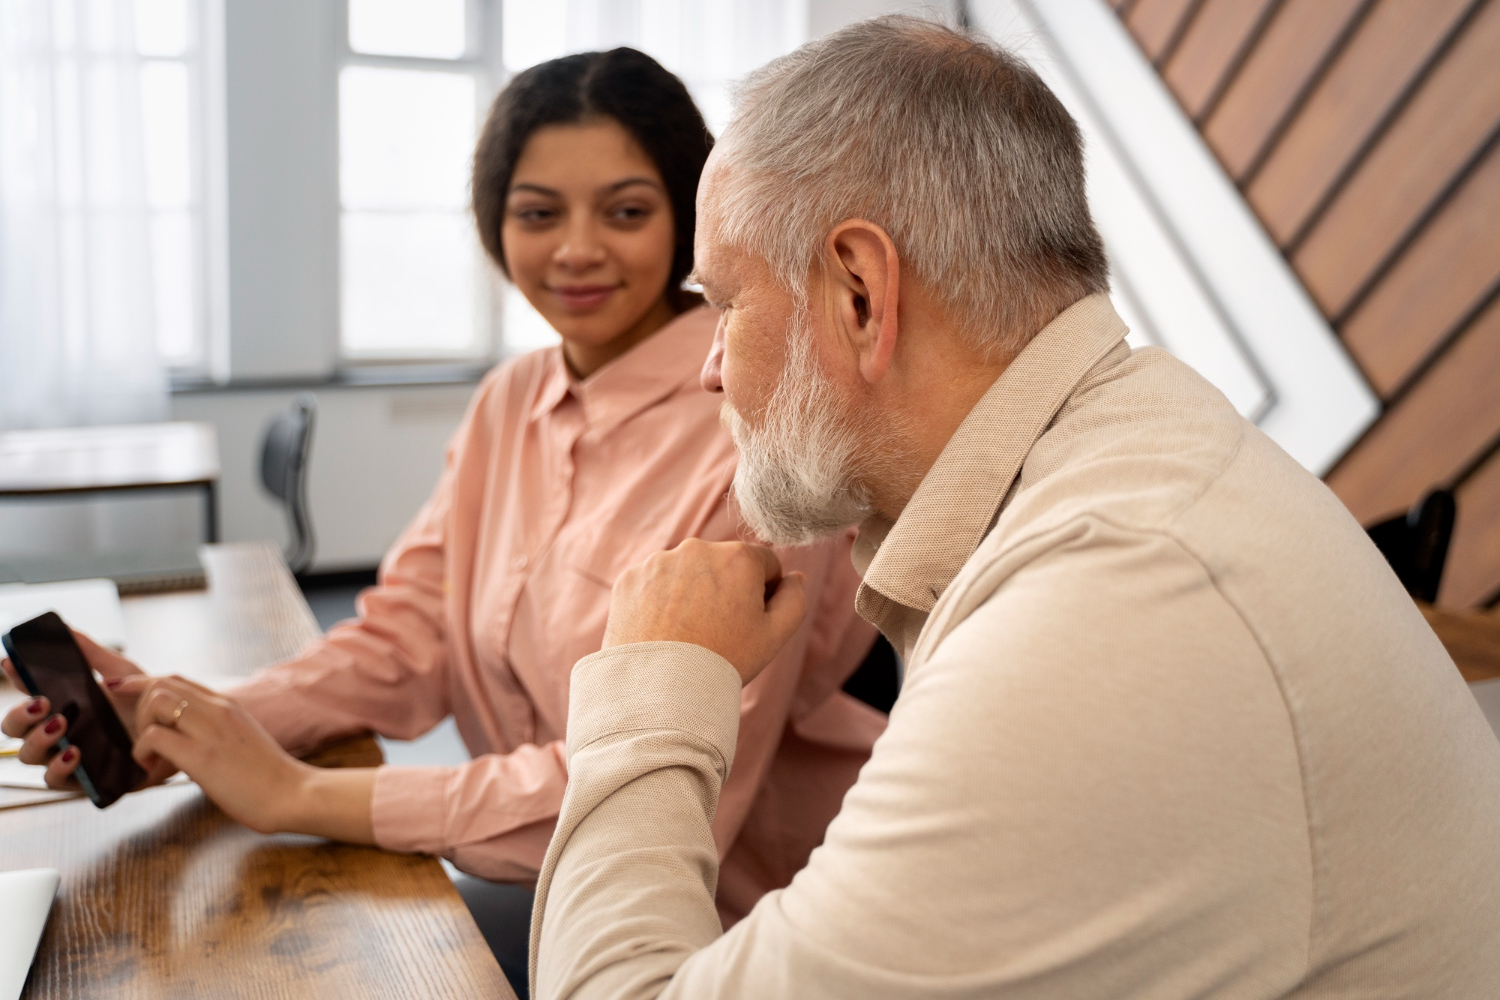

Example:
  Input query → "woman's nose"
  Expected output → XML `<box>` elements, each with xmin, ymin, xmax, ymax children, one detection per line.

<box><xmin>553</xmin><ymin>219</ymin><xmax>607</xmax><ymax>270</ymax></box>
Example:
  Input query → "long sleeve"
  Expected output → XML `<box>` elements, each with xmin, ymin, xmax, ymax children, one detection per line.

<box><xmin>531</xmin><ymin>532</ymin><xmax>1317</xmax><ymax>1000</ymax></box>
<box><xmin>371</xmin><ymin>530</ymin><xmax>875</xmax><ymax>886</ymax></box>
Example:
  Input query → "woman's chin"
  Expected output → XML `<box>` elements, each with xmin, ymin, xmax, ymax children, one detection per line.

<box><xmin>546</xmin><ymin>312</ymin><xmax>631</xmax><ymax>349</ymax></box>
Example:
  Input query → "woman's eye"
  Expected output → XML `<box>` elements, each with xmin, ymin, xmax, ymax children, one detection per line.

<box><xmin>511</xmin><ymin>207</ymin><xmax>556</xmax><ymax>224</ymax></box>
<box><xmin>607</xmin><ymin>203</ymin><xmax>652</xmax><ymax>224</ymax></box>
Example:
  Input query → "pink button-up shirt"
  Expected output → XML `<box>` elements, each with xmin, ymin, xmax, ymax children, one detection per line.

<box><xmin>232</xmin><ymin>307</ymin><xmax>885</xmax><ymax>918</ymax></box>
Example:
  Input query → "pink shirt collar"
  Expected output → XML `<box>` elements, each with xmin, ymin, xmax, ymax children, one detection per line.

<box><xmin>529</xmin><ymin>306</ymin><xmax>719</xmax><ymax>436</ymax></box>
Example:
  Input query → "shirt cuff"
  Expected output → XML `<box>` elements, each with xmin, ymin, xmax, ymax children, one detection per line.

<box><xmin>568</xmin><ymin>641</ymin><xmax>743</xmax><ymax>775</ymax></box>
<box><xmin>371</xmin><ymin>764</ymin><xmax>453</xmax><ymax>854</ymax></box>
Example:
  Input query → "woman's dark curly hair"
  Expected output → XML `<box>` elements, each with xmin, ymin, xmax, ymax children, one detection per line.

<box><xmin>472</xmin><ymin>48</ymin><xmax>714</xmax><ymax>313</ymax></box>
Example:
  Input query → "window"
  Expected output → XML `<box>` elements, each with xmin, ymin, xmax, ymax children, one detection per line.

<box><xmin>136</xmin><ymin>0</ymin><xmax>210</xmax><ymax>368</ymax></box>
<box><xmin>339</xmin><ymin>0</ymin><xmax>495</xmax><ymax>360</ymax></box>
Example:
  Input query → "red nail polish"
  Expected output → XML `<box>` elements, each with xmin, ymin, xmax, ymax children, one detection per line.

<box><xmin>62</xmin><ymin>748</ymin><xmax>77</xmax><ymax>763</ymax></box>
<box><xmin>27</xmin><ymin>698</ymin><xmax>45</xmax><ymax>715</ymax></box>
<box><xmin>44</xmin><ymin>717</ymin><xmax>61</xmax><ymax>734</ymax></box>
<box><xmin>105</xmin><ymin>678</ymin><xmax>123</xmax><ymax>689</ymax></box>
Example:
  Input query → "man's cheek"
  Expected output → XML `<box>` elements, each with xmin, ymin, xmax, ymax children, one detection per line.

<box><xmin>722</xmin><ymin>326</ymin><xmax>782</xmax><ymax>418</ymax></box>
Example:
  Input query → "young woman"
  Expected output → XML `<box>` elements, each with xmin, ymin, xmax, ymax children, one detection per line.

<box><xmin>3</xmin><ymin>48</ymin><xmax>886</xmax><ymax>993</ymax></box>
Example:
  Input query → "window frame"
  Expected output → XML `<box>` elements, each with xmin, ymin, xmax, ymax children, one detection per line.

<box><xmin>334</xmin><ymin>0</ymin><xmax>505</xmax><ymax>367</ymax></box>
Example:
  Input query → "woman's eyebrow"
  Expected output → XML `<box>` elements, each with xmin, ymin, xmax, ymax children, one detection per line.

<box><xmin>605</xmin><ymin>177</ymin><xmax>663</xmax><ymax>194</ymax></box>
<box><xmin>508</xmin><ymin>177</ymin><xmax>661</xmax><ymax>199</ymax></box>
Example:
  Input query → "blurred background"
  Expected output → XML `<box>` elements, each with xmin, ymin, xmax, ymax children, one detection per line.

<box><xmin>0</xmin><ymin>0</ymin><xmax>1495</xmax><ymax>617</ymax></box>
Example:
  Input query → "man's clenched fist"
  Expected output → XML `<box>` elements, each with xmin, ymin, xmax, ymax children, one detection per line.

<box><xmin>603</xmin><ymin>539</ymin><xmax>807</xmax><ymax>684</ymax></box>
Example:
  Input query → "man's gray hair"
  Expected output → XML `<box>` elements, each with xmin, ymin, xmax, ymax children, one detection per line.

<box><xmin>712</xmin><ymin>15</ymin><xmax>1109</xmax><ymax>355</ymax></box>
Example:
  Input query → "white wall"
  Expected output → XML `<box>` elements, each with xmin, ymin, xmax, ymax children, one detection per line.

<box><xmin>172</xmin><ymin>381</ymin><xmax>477</xmax><ymax>571</ymax></box>
<box><xmin>217</xmin><ymin>0</ymin><xmax>342</xmax><ymax>382</ymax></box>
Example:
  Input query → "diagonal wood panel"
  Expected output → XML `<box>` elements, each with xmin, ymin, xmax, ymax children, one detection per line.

<box><xmin>1114</xmin><ymin>0</ymin><xmax>1500</xmax><ymax>607</ymax></box>
<box><xmin>1161</xmin><ymin>0</ymin><xmax>1279</xmax><ymax>120</ymax></box>
<box><xmin>1290</xmin><ymin>0</ymin><xmax>1500</xmax><ymax>318</ymax></box>
<box><xmin>1124</xmin><ymin>0</ymin><xmax>1202</xmax><ymax>61</ymax></box>
<box><xmin>1246</xmin><ymin>0</ymin><xmax>1475</xmax><ymax>245</ymax></box>
<box><xmin>1202</xmin><ymin>0</ymin><xmax>1368</xmax><ymax>180</ymax></box>
<box><xmin>1325</xmin><ymin>298</ymin><xmax>1500</xmax><ymax>524</ymax></box>
<box><xmin>1341</xmin><ymin>144</ymin><xmax>1500</xmax><ymax>397</ymax></box>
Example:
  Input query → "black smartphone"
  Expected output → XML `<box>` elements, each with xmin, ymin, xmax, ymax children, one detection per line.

<box><xmin>3</xmin><ymin>611</ymin><xmax>145</xmax><ymax>808</ymax></box>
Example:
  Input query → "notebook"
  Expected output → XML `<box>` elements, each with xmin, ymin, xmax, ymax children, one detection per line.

<box><xmin>0</xmin><ymin>578</ymin><xmax>127</xmax><ymax>652</ymax></box>
<box><xmin>0</xmin><ymin>868</ymin><xmax>59</xmax><ymax>1000</ymax></box>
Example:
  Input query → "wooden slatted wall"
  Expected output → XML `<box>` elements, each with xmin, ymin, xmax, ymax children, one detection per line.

<box><xmin>1110</xmin><ymin>0</ymin><xmax>1500</xmax><ymax>608</ymax></box>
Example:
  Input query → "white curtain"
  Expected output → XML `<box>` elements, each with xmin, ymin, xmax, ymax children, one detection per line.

<box><xmin>0</xmin><ymin>0</ymin><xmax>166</xmax><ymax>431</ymax></box>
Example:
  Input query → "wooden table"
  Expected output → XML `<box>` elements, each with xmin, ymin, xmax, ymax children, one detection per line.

<box><xmin>0</xmin><ymin>423</ymin><xmax>221</xmax><ymax>544</ymax></box>
<box><xmin>1421</xmin><ymin>602</ymin><xmax>1500</xmax><ymax>682</ymax></box>
<box><xmin>0</xmin><ymin>543</ymin><xmax>514</xmax><ymax>999</ymax></box>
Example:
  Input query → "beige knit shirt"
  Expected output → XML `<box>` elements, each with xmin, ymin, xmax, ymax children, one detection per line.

<box><xmin>531</xmin><ymin>294</ymin><xmax>1500</xmax><ymax>999</ymax></box>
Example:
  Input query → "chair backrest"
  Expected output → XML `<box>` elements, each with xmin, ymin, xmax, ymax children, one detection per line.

<box><xmin>258</xmin><ymin>394</ymin><xmax>316</xmax><ymax>574</ymax></box>
<box><xmin>1367</xmin><ymin>488</ymin><xmax>1456</xmax><ymax>605</ymax></box>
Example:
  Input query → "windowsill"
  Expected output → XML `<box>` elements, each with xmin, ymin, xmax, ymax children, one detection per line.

<box><xmin>170</xmin><ymin>361</ymin><xmax>493</xmax><ymax>394</ymax></box>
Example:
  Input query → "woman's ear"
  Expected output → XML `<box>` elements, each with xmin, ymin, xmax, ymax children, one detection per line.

<box><xmin>824</xmin><ymin>220</ymin><xmax>900</xmax><ymax>384</ymax></box>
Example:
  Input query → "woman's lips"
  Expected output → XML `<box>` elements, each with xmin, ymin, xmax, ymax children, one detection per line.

<box><xmin>550</xmin><ymin>285</ymin><xmax>618</xmax><ymax>311</ymax></box>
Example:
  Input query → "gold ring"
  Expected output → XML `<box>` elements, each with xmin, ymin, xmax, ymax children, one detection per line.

<box><xmin>170</xmin><ymin>699</ymin><xmax>189</xmax><ymax>726</ymax></box>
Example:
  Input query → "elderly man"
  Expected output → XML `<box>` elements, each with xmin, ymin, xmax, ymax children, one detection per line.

<box><xmin>529</xmin><ymin>16</ymin><xmax>1500</xmax><ymax>1000</ymax></box>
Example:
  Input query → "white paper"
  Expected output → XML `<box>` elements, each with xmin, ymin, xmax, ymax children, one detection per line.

<box><xmin>0</xmin><ymin>579</ymin><xmax>127</xmax><ymax>652</ymax></box>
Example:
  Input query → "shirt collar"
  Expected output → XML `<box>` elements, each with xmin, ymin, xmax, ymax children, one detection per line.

<box><xmin>855</xmin><ymin>293</ymin><xmax>1127</xmax><ymax>621</ymax></box>
<box><xmin>529</xmin><ymin>306</ymin><xmax>718</xmax><ymax>434</ymax></box>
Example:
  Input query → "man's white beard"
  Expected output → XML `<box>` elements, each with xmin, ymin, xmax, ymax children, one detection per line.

<box><xmin>722</xmin><ymin>319</ymin><xmax>878</xmax><ymax>546</ymax></box>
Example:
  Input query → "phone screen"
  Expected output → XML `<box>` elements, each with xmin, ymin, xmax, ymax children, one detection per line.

<box><xmin>3</xmin><ymin>611</ymin><xmax>145</xmax><ymax>808</ymax></box>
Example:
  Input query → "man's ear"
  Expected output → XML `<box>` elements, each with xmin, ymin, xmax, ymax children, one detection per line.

<box><xmin>824</xmin><ymin>220</ymin><xmax>900</xmax><ymax>384</ymax></box>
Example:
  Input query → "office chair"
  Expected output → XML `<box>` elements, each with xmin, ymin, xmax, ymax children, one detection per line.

<box><xmin>259</xmin><ymin>394</ymin><xmax>317</xmax><ymax>575</ymax></box>
<box><xmin>1368</xmin><ymin>488</ymin><xmax>1456</xmax><ymax>605</ymax></box>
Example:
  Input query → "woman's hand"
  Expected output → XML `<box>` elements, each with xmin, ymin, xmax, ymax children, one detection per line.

<box><xmin>1</xmin><ymin>632</ymin><xmax>179</xmax><ymax>792</ymax></box>
<box><xmin>123</xmin><ymin>675</ymin><xmax>377</xmax><ymax>843</ymax></box>
<box><xmin>124</xmin><ymin>675</ymin><xmax>313</xmax><ymax>834</ymax></box>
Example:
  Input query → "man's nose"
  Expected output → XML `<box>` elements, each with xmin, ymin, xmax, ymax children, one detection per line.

<box><xmin>700</xmin><ymin>323</ymin><xmax>725</xmax><ymax>393</ymax></box>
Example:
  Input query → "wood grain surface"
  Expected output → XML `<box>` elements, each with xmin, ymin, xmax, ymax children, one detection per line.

<box><xmin>3</xmin><ymin>736</ymin><xmax>512</xmax><ymax>999</ymax></box>
<box><xmin>1</xmin><ymin>544</ymin><xmax>514</xmax><ymax>999</ymax></box>
<box><xmin>1422</xmin><ymin>603</ymin><xmax>1500</xmax><ymax>681</ymax></box>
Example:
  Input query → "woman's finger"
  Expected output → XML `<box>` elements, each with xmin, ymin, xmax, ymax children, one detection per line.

<box><xmin>134</xmin><ymin>680</ymin><xmax>196</xmax><ymax>737</ymax></box>
<box><xmin>72</xmin><ymin>631</ymin><xmax>145</xmax><ymax>681</ymax></box>
<box><xmin>140</xmin><ymin>679</ymin><xmax>229</xmax><ymax>739</ymax></box>
<box><xmin>43</xmin><ymin>744</ymin><xmax>82</xmax><ymax>791</ymax></box>
<box><xmin>133</xmin><ymin>723</ymin><xmax>197</xmax><ymax>773</ymax></box>
<box><xmin>1</xmin><ymin>695</ymin><xmax>48</xmax><ymax>739</ymax></box>
<box><xmin>17</xmin><ymin>710</ymin><xmax>67</xmax><ymax>766</ymax></box>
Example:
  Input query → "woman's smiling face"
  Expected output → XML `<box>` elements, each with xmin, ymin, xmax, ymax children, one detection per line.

<box><xmin>501</xmin><ymin>117</ymin><xmax>679</xmax><ymax>377</ymax></box>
